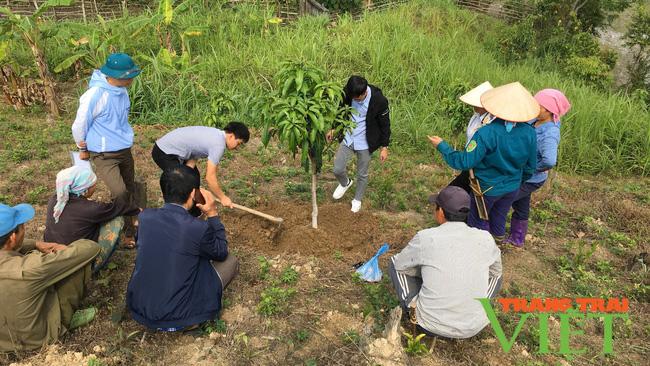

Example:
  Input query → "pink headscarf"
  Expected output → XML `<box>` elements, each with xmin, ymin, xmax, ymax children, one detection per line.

<box><xmin>534</xmin><ymin>89</ymin><xmax>571</xmax><ymax>122</ymax></box>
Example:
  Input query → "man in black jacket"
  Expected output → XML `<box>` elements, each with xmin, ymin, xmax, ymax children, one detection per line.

<box><xmin>328</xmin><ymin>75</ymin><xmax>391</xmax><ymax>213</ymax></box>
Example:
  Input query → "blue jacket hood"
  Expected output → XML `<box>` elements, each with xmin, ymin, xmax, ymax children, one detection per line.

<box><xmin>88</xmin><ymin>70</ymin><xmax>127</xmax><ymax>96</ymax></box>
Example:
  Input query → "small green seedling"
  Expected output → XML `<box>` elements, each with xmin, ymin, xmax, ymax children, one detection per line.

<box><xmin>281</xmin><ymin>267</ymin><xmax>299</xmax><ymax>284</ymax></box>
<box><xmin>403</xmin><ymin>332</ymin><xmax>429</xmax><ymax>356</ymax></box>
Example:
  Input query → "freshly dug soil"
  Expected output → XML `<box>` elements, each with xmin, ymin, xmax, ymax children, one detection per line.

<box><xmin>221</xmin><ymin>200</ymin><xmax>414</xmax><ymax>260</ymax></box>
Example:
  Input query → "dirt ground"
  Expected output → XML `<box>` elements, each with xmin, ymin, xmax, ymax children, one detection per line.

<box><xmin>0</xmin><ymin>113</ymin><xmax>648</xmax><ymax>365</ymax></box>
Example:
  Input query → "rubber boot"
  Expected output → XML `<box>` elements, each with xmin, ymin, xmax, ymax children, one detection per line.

<box><xmin>505</xmin><ymin>218</ymin><xmax>528</xmax><ymax>248</ymax></box>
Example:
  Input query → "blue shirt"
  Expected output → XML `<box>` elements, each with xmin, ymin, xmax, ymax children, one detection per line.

<box><xmin>72</xmin><ymin>70</ymin><xmax>134</xmax><ymax>152</ymax></box>
<box><xmin>344</xmin><ymin>86</ymin><xmax>371</xmax><ymax>151</ymax></box>
<box><xmin>437</xmin><ymin>119</ymin><xmax>537</xmax><ymax>196</ymax></box>
<box><xmin>527</xmin><ymin>120</ymin><xmax>561</xmax><ymax>184</ymax></box>
<box><xmin>127</xmin><ymin>204</ymin><xmax>229</xmax><ymax>329</ymax></box>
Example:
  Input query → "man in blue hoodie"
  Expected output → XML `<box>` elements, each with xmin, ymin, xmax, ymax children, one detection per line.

<box><xmin>71</xmin><ymin>53</ymin><xmax>141</xmax><ymax>246</ymax></box>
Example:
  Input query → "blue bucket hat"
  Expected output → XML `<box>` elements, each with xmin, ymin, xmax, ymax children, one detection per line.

<box><xmin>100</xmin><ymin>53</ymin><xmax>141</xmax><ymax>79</ymax></box>
<box><xmin>0</xmin><ymin>203</ymin><xmax>35</xmax><ymax>237</ymax></box>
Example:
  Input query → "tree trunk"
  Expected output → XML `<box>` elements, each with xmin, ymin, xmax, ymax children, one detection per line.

<box><xmin>24</xmin><ymin>31</ymin><xmax>60</xmax><ymax>118</ymax></box>
<box><xmin>309</xmin><ymin>155</ymin><xmax>318</xmax><ymax>229</ymax></box>
<box><xmin>165</xmin><ymin>29</ymin><xmax>173</xmax><ymax>53</ymax></box>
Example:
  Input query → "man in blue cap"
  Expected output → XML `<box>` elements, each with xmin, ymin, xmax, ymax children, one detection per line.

<box><xmin>71</xmin><ymin>53</ymin><xmax>142</xmax><ymax>248</ymax></box>
<box><xmin>0</xmin><ymin>203</ymin><xmax>100</xmax><ymax>351</ymax></box>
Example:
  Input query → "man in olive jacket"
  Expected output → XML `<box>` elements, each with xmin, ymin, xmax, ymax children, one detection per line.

<box><xmin>0</xmin><ymin>203</ymin><xmax>100</xmax><ymax>352</ymax></box>
<box><xmin>328</xmin><ymin>75</ymin><xmax>391</xmax><ymax>213</ymax></box>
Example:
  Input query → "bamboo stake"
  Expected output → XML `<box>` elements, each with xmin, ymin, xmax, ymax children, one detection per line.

<box><xmin>81</xmin><ymin>0</ymin><xmax>87</xmax><ymax>23</ymax></box>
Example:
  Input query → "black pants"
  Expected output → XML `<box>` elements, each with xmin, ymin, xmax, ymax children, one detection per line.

<box><xmin>448</xmin><ymin>170</ymin><xmax>471</xmax><ymax>195</ymax></box>
<box><xmin>151</xmin><ymin>143</ymin><xmax>202</xmax><ymax>217</ymax></box>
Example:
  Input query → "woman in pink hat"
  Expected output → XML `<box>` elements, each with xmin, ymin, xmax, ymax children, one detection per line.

<box><xmin>504</xmin><ymin>89</ymin><xmax>571</xmax><ymax>248</ymax></box>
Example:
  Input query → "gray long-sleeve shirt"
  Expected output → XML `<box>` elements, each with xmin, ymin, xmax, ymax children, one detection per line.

<box><xmin>392</xmin><ymin>221</ymin><xmax>502</xmax><ymax>338</ymax></box>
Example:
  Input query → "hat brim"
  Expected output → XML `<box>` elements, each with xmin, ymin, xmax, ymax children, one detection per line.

<box><xmin>428</xmin><ymin>194</ymin><xmax>439</xmax><ymax>206</ymax></box>
<box><xmin>11</xmin><ymin>203</ymin><xmax>34</xmax><ymax>232</ymax></box>
<box><xmin>480</xmin><ymin>82</ymin><xmax>540</xmax><ymax>122</ymax></box>
<box><xmin>100</xmin><ymin>66</ymin><xmax>141</xmax><ymax>79</ymax></box>
<box><xmin>459</xmin><ymin>81</ymin><xmax>493</xmax><ymax>108</ymax></box>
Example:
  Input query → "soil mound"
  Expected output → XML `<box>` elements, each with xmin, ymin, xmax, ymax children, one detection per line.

<box><xmin>221</xmin><ymin>201</ymin><xmax>411</xmax><ymax>259</ymax></box>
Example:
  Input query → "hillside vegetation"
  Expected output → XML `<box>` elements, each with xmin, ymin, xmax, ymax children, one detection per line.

<box><xmin>7</xmin><ymin>0</ymin><xmax>647</xmax><ymax>175</ymax></box>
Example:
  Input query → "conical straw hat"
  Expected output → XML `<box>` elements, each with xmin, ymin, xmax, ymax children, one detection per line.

<box><xmin>459</xmin><ymin>81</ymin><xmax>493</xmax><ymax>108</ymax></box>
<box><xmin>480</xmin><ymin>82</ymin><xmax>540</xmax><ymax>122</ymax></box>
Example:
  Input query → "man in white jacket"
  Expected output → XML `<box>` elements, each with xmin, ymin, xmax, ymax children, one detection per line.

<box><xmin>389</xmin><ymin>186</ymin><xmax>502</xmax><ymax>339</ymax></box>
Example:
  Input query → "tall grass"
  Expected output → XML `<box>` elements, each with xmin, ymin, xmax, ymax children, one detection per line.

<box><xmin>38</xmin><ymin>0</ymin><xmax>650</xmax><ymax>175</ymax></box>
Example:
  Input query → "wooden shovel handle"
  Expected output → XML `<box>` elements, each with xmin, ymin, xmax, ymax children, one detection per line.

<box><xmin>215</xmin><ymin>198</ymin><xmax>284</xmax><ymax>224</ymax></box>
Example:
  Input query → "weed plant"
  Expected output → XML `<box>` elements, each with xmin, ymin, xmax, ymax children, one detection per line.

<box><xmin>403</xmin><ymin>332</ymin><xmax>429</xmax><ymax>356</ymax></box>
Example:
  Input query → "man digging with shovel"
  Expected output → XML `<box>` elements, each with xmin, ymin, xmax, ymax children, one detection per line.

<box><xmin>152</xmin><ymin>122</ymin><xmax>249</xmax><ymax>215</ymax></box>
<box><xmin>152</xmin><ymin>122</ymin><xmax>284</xmax><ymax>229</ymax></box>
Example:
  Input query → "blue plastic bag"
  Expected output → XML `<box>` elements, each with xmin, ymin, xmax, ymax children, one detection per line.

<box><xmin>356</xmin><ymin>243</ymin><xmax>390</xmax><ymax>282</ymax></box>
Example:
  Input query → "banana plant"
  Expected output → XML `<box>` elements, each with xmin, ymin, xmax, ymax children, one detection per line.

<box><xmin>0</xmin><ymin>0</ymin><xmax>75</xmax><ymax>117</ymax></box>
<box><xmin>259</xmin><ymin>62</ymin><xmax>353</xmax><ymax>229</ymax></box>
<box><xmin>53</xmin><ymin>14</ymin><xmax>150</xmax><ymax>75</ymax></box>
<box><xmin>152</xmin><ymin>0</ymin><xmax>204</xmax><ymax>54</ymax></box>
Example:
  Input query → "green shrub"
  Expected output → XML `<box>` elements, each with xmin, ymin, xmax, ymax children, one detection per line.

<box><xmin>258</xmin><ymin>255</ymin><xmax>270</xmax><ymax>280</ymax></box>
<box><xmin>202</xmin><ymin>319</ymin><xmax>227</xmax><ymax>334</ymax></box>
<box><xmin>361</xmin><ymin>276</ymin><xmax>398</xmax><ymax>324</ymax></box>
<box><xmin>280</xmin><ymin>267</ymin><xmax>299</xmax><ymax>285</ymax></box>
<box><xmin>562</xmin><ymin>55</ymin><xmax>612</xmax><ymax>89</ymax></box>
<box><xmin>257</xmin><ymin>286</ymin><xmax>297</xmax><ymax>316</ymax></box>
<box><xmin>439</xmin><ymin>80</ymin><xmax>472</xmax><ymax>135</ymax></box>
<box><xmin>498</xmin><ymin>17</ymin><xmax>536</xmax><ymax>62</ymax></box>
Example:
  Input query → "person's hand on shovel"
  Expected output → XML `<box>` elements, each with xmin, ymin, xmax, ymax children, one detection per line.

<box><xmin>196</xmin><ymin>188</ymin><xmax>219</xmax><ymax>218</ymax></box>
<box><xmin>219</xmin><ymin>195</ymin><xmax>234</xmax><ymax>208</ymax></box>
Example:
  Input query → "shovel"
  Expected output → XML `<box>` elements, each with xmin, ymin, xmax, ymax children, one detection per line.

<box><xmin>195</xmin><ymin>189</ymin><xmax>284</xmax><ymax>236</ymax></box>
<box><xmin>218</xmin><ymin>199</ymin><xmax>284</xmax><ymax>225</ymax></box>
<box><xmin>212</xmin><ymin>195</ymin><xmax>284</xmax><ymax>239</ymax></box>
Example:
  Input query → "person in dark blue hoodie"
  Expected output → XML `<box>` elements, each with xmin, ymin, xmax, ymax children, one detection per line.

<box><xmin>71</xmin><ymin>53</ymin><xmax>141</xmax><ymax>247</ymax></box>
<box><xmin>428</xmin><ymin>82</ymin><xmax>539</xmax><ymax>242</ymax></box>
<box><xmin>126</xmin><ymin>166</ymin><xmax>239</xmax><ymax>331</ymax></box>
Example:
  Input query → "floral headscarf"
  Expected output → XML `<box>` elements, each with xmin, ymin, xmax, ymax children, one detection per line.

<box><xmin>53</xmin><ymin>166</ymin><xmax>97</xmax><ymax>223</ymax></box>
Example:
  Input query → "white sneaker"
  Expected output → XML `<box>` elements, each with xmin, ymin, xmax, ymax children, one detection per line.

<box><xmin>332</xmin><ymin>179</ymin><xmax>353</xmax><ymax>200</ymax></box>
<box><xmin>351</xmin><ymin>199</ymin><xmax>362</xmax><ymax>213</ymax></box>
